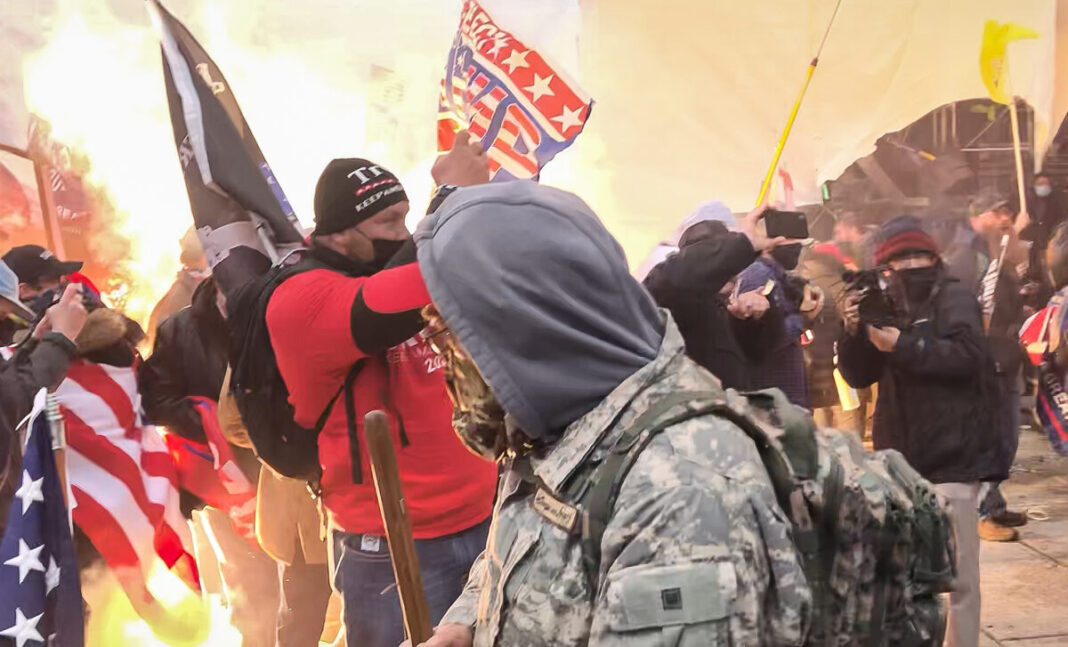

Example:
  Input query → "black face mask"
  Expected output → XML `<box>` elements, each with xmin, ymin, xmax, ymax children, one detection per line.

<box><xmin>368</xmin><ymin>238</ymin><xmax>408</xmax><ymax>272</ymax></box>
<box><xmin>770</xmin><ymin>244</ymin><xmax>803</xmax><ymax>270</ymax></box>
<box><xmin>896</xmin><ymin>266</ymin><xmax>940</xmax><ymax>305</ymax></box>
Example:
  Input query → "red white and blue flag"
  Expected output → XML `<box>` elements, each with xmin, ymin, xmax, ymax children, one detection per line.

<box><xmin>0</xmin><ymin>392</ymin><xmax>84</xmax><ymax>647</ymax></box>
<box><xmin>1020</xmin><ymin>293</ymin><xmax>1068</xmax><ymax>456</ymax></box>
<box><xmin>438</xmin><ymin>0</ymin><xmax>593</xmax><ymax>181</ymax></box>
<box><xmin>51</xmin><ymin>360</ymin><xmax>201</xmax><ymax>627</ymax></box>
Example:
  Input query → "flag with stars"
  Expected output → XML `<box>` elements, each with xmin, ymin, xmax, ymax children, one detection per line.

<box><xmin>438</xmin><ymin>0</ymin><xmax>593</xmax><ymax>181</ymax></box>
<box><xmin>0</xmin><ymin>391</ymin><xmax>84</xmax><ymax>647</ymax></box>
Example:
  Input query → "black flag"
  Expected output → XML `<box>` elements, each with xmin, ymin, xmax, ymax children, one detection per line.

<box><xmin>148</xmin><ymin>0</ymin><xmax>304</xmax><ymax>292</ymax></box>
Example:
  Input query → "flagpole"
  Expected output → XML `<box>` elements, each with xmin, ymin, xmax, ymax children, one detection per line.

<box><xmin>756</xmin><ymin>0</ymin><xmax>844</xmax><ymax>207</ymax></box>
<box><xmin>45</xmin><ymin>392</ymin><xmax>73</xmax><ymax>533</ymax></box>
<box><xmin>1007</xmin><ymin>98</ymin><xmax>1028</xmax><ymax>218</ymax></box>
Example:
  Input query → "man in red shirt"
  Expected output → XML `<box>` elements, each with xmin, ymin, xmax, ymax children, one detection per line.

<box><xmin>266</xmin><ymin>134</ymin><xmax>497</xmax><ymax>647</ymax></box>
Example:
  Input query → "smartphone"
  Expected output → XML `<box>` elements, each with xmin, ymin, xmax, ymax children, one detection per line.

<box><xmin>764</xmin><ymin>209</ymin><xmax>809</xmax><ymax>239</ymax></box>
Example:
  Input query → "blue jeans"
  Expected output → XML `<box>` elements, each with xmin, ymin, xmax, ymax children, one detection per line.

<box><xmin>330</xmin><ymin>518</ymin><xmax>490</xmax><ymax>647</ymax></box>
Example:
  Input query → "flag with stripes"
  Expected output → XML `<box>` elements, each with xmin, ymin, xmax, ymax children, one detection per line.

<box><xmin>1020</xmin><ymin>290</ymin><xmax>1068</xmax><ymax>456</ymax></box>
<box><xmin>147</xmin><ymin>0</ymin><xmax>304</xmax><ymax>293</ymax></box>
<box><xmin>0</xmin><ymin>391</ymin><xmax>84</xmax><ymax>647</ymax></box>
<box><xmin>438</xmin><ymin>0</ymin><xmax>593</xmax><ymax>181</ymax></box>
<box><xmin>51</xmin><ymin>359</ymin><xmax>200</xmax><ymax>623</ymax></box>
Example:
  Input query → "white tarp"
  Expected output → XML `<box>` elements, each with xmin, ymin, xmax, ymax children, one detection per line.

<box><xmin>3</xmin><ymin>0</ymin><xmax>1061</xmax><ymax>273</ymax></box>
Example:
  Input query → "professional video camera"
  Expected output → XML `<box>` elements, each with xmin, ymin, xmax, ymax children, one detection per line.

<box><xmin>842</xmin><ymin>267</ymin><xmax>905</xmax><ymax>328</ymax></box>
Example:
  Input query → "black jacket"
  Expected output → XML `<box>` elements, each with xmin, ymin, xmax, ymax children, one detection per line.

<box><xmin>838</xmin><ymin>273</ymin><xmax>1006</xmax><ymax>483</ymax></box>
<box><xmin>644</xmin><ymin>233</ymin><xmax>782</xmax><ymax>389</ymax></box>
<box><xmin>140</xmin><ymin>280</ymin><xmax>229</xmax><ymax>443</ymax></box>
<box><xmin>0</xmin><ymin>333</ymin><xmax>77</xmax><ymax>539</ymax></box>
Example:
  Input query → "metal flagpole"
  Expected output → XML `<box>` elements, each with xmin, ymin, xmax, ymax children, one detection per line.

<box><xmin>45</xmin><ymin>392</ymin><xmax>73</xmax><ymax>533</ymax></box>
<box><xmin>755</xmin><ymin>0</ymin><xmax>845</xmax><ymax>206</ymax></box>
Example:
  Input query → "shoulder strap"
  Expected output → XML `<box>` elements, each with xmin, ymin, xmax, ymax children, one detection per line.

<box><xmin>571</xmin><ymin>391</ymin><xmax>724</xmax><ymax>590</ymax></box>
<box><xmin>568</xmin><ymin>389</ymin><xmax>811</xmax><ymax>594</ymax></box>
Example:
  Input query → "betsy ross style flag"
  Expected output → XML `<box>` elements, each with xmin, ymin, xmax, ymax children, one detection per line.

<box><xmin>0</xmin><ymin>391</ymin><xmax>83</xmax><ymax>647</ymax></box>
<box><xmin>438</xmin><ymin>0</ymin><xmax>593</xmax><ymax>181</ymax></box>
<box><xmin>147</xmin><ymin>0</ymin><xmax>304</xmax><ymax>292</ymax></box>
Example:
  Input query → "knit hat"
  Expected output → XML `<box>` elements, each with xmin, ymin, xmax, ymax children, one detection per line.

<box><xmin>313</xmin><ymin>158</ymin><xmax>408</xmax><ymax>235</ymax></box>
<box><xmin>873</xmin><ymin>215</ymin><xmax>940</xmax><ymax>265</ymax></box>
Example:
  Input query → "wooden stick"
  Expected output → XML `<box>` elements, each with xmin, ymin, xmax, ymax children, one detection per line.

<box><xmin>1007</xmin><ymin>98</ymin><xmax>1028</xmax><ymax>218</ymax></box>
<box><xmin>365</xmin><ymin>411</ymin><xmax>433</xmax><ymax>645</ymax></box>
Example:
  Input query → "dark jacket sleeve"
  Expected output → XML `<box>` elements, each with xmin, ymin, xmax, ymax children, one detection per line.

<box><xmin>644</xmin><ymin>234</ymin><xmax>758</xmax><ymax>303</ymax></box>
<box><xmin>0</xmin><ymin>333</ymin><xmax>77</xmax><ymax>420</ymax></box>
<box><xmin>349</xmin><ymin>240</ymin><xmax>430</xmax><ymax>355</ymax></box>
<box><xmin>888</xmin><ymin>285</ymin><xmax>987</xmax><ymax>379</ymax></box>
<box><xmin>837</xmin><ymin>327</ymin><xmax>884</xmax><ymax>388</ymax></box>
<box><xmin>140</xmin><ymin>317</ymin><xmax>206</xmax><ymax>442</ymax></box>
<box><xmin>732</xmin><ymin>302</ymin><xmax>786</xmax><ymax>363</ymax></box>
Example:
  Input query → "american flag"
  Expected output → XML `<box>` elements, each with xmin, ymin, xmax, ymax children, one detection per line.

<box><xmin>438</xmin><ymin>0</ymin><xmax>593</xmax><ymax>181</ymax></box>
<box><xmin>52</xmin><ymin>359</ymin><xmax>200</xmax><ymax>623</ymax></box>
<box><xmin>0</xmin><ymin>391</ymin><xmax>84</xmax><ymax>647</ymax></box>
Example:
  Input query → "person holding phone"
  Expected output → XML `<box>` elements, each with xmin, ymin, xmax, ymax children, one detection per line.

<box><xmin>737</xmin><ymin>211</ymin><xmax>811</xmax><ymax>407</ymax></box>
<box><xmin>643</xmin><ymin>202</ymin><xmax>791</xmax><ymax>390</ymax></box>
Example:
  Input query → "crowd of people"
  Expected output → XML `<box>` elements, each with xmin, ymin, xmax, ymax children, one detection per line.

<box><xmin>1</xmin><ymin>130</ymin><xmax>1066</xmax><ymax>647</ymax></box>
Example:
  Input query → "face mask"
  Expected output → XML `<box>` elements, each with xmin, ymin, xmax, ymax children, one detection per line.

<box><xmin>28</xmin><ymin>289</ymin><xmax>59</xmax><ymax>316</ymax></box>
<box><xmin>896</xmin><ymin>266</ymin><xmax>940</xmax><ymax>304</ymax></box>
<box><xmin>424</xmin><ymin>312</ymin><xmax>509</xmax><ymax>461</ymax></box>
<box><xmin>1036</xmin><ymin>185</ymin><xmax>1052</xmax><ymax>198</ymax></box>
<box><xmin>370</xmin><ymin>238</ymin><xmax>407</xmax><ymax>270</ymax></box>
<box><xmin>770</xmin><ymin>244</ymin><xmax>803</xmax><ymax>270</ymax></box>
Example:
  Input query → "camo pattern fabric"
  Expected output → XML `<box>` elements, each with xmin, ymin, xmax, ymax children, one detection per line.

<box><xmin>799</xmin><ymin>429</ymin><xmax>954</xmax><ymax>647</ymax></box>
<box><xmin>441</xmin><ymin>322</ymin><xmax>811</xmax><ymax>646</ymax></box>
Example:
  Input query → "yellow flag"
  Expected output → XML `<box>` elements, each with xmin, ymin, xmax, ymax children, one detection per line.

<box><xmin>979</xmin><ymin>20</ymin><xmax>1039</xmax><ymax>105</ymax></box>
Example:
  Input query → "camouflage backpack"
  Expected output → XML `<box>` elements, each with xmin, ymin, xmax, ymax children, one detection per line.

<box><xmin>572</xmin><ymin>388</ymin><xmax>956</xmax><ymax>647</ymax></box>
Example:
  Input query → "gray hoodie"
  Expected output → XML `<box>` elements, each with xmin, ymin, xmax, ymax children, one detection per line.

<box><xmin>415</xmin><ymin>181</ymin><xmax>663</xmax><ymax>440</ymax></box>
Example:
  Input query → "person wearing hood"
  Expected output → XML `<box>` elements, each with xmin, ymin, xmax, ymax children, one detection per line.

<box><xmin>643</xmin><ymin>201</ymin><xmax>790</xmax><ymax>390</ymax></box>
<box><xmin>837</xmin><ymin>216</ymin><xmax>1006</xmax><ymax>647</ymax></box>
<box><xmin>407</xmin><ymin>181</ymin><xmax>810</xmax><ymax>647</ymax></box>
<box><xmin>265</xmin><ymin>133</ymin><xmax>498</xmax><ymax>647</ymax></box>
<box><xmin>0</xmin><ymin>263</ymin><xmax>86</xmax><ymax>540</ymax></box>
<box><xmin>737</xmin><ymin>234</ymin><xmax>810</xmax><ymax>407</ymax></box>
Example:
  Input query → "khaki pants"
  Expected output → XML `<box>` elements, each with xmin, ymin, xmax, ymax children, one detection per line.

<box><xmin>192</xmin><ymin>507</ymin><xmax>281</xmax><ymax>647</ymax></box>
<box><xmin>933</xmin><ymin>482</ymin><xmax>981</xmax><ymax>647</ymax></box>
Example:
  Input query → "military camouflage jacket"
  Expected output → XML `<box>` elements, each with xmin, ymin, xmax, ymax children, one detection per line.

<box><xmin>441</xmin><ymin>320</ymin><xmax>811</xmax><ymax>645</ymax></box>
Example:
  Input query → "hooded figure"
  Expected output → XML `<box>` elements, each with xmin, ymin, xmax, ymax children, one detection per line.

<box><xmin>414</xmin><ymin>181</ymin><xmax>809</xmax><ymax>647</ymax></box>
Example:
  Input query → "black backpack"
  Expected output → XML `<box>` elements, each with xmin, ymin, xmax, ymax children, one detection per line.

<box><xmin>227</xmin><ymin>251</ymin><xmax>361</xmax><ymax>483</ymax></box>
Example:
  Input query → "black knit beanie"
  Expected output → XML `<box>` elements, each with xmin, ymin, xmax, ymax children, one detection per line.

<box><xmin>313</xmin><ymin>158</ymin><xmax>408</xmax><ymax>235</ymax></box>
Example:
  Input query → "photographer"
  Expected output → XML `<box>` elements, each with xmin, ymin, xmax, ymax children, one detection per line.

<box><xmin>643</xmin><ymin>202</ymin><xmax>788</xmax><ymax>389</ymax></box>
<box><xmin>838</xmin><ymin>215</ymin><xmax>1005</xmax><ymax>647</ymax></box>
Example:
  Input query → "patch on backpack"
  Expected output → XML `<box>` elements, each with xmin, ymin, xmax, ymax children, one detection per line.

<box><xmin>660</xmin><ymin>587</ymin><xmax>683</xmax><ymax>610</ymax></box>
<box><xmin>533</xmin><ymin>487</ymin><xmax>579</xmax><ymax>532</ymax></box>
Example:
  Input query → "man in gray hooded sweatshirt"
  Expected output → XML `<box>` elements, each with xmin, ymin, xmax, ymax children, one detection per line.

<box><xmin>407</xmin><ymin>181</ymin><xmax>810</xmax><ymax>646</ymax></box>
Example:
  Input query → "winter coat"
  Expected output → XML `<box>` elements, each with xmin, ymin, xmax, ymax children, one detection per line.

<box><xmin>140</xmin><ymin>279</ymin><xmax>259</xmax><ymax>516</ymax></box>
<box><xmin>837</xmin><ymin>272</ymin><xmax>1006</xmax><ymax>483</ymax></box>
<box><xmin>643</xmin><ymin>233</ymin><xmax>782</xmax><ymax>389</ymax></box>
<box><xmin>140</xmin><ymin>279</ymin><xmax>229</xmax><ymax>444</ymax></box>
<box><xmin>738</xmin><ymin>256</ymin><xmax>809</xmax><ymax>407</ymax></box>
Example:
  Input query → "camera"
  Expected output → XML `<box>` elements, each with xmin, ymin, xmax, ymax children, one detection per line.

<box><xmin>843</xmin><ymin>268</ymin><xmax>903</xmax><ymax>328</ymax></box>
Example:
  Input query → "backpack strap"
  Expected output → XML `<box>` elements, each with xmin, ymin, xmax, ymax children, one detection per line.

<box><xmin>341</xmin><ymin>361</ymin><xmax>367</xmax><ymax>483</ymax></box>
<box><xmin>553</xmin><ymin>389</ymin><xmax>815</xmax><ymax>597</ymax></box>
<box><xmin>563</xmin><ymin>391</ymin><xmax>726</xmax><ymax>593</ymax></box>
